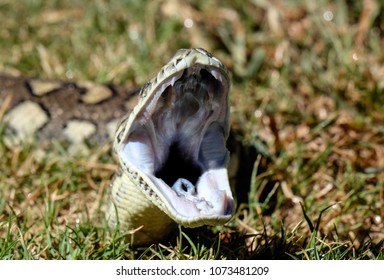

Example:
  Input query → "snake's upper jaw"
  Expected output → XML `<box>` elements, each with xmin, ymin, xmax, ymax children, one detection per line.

<box><xmin>115</xmin><ymin>49</ymin><xmax>234</xmax><ymax>227</ymax></box>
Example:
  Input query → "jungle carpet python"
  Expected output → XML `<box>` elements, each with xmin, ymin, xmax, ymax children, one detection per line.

<box><xmin>0</xmin><ymin>48</ymin><xmax>234</xmax><ymax>245</ymax></box>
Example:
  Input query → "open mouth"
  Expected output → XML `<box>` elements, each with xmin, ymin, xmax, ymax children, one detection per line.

<box><xmin>118</xmin><ymin>64</ymin><xmax>234</xmax><ymax>226</ymax></box>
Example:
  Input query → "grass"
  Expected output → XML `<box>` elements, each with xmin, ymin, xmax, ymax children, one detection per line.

<box><xmin>0</xmin><ymin>0</ymin><xmax>383</xmax><ymax>259</ymax></box>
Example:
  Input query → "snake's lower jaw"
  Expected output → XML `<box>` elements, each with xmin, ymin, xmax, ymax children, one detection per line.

<box><xmin>156</xmin><ymin>167</ymin><xmax>235</xmax><ymax>227</ymax></box>
<box><xmin>125</xmin><ymin>165</ymin><xmax>234</xmax><ymax>228</ymax></box>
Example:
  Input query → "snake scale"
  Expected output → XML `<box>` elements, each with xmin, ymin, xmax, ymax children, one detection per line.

<box><xmin>0</xmin><ymin>48</ymin><xmax>235</xmax><ymax>245</ymax></box>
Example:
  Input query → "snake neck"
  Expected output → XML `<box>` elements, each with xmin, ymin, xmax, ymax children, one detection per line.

<box><xmin>107</xmin><ymin>169</ymin><xmax>176</xmax><ymax>245</ymax></box>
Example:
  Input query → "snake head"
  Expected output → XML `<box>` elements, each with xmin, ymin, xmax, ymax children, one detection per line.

<box><xmin>114</xmin><ymin>48</ymin><xmax>234</xmax><ymax>227</ymax></box>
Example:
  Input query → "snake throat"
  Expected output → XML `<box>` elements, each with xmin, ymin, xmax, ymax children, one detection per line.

<box><xmin>119</xmin><ymin>62</ymin><xmax>234</xmax><ymax>226</ymax></box>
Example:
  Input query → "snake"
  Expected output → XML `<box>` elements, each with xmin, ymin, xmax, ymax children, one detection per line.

<box><xmin>0</xmin><ymin>48</ymin><xmax>234</xmax><ymax>245</ymax></box>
